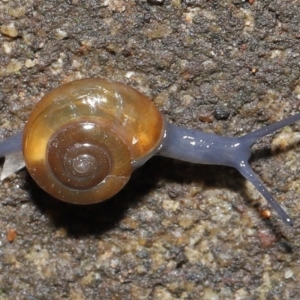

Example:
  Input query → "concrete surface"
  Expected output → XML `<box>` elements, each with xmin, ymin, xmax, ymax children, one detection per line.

<box><xmin>0</xmin><ymin>0</ymin><xmax>300</xmax><ymax>299</ymax></box>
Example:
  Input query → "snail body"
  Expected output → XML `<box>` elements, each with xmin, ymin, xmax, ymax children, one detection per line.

<box><xmin>0</xmin><ymin>78</ymin><xmax>299</xmax><ymax>225</ymax></box>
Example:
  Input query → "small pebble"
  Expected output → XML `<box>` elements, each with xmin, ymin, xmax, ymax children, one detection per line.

<box><xmin>1</xmin><ymin>23</ymin><xmax>18</xmax><ymax>37</ymax></box>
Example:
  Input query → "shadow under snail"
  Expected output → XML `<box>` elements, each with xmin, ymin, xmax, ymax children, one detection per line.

<box><xmin>0</xmin><ymin>78</ymin><xmax>299</xmax><ymax>226</ymax></box>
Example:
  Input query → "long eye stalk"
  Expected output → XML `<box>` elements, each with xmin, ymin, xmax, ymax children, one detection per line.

<box><xmin>238</xmin><ymin>161</ymin><xmax>293</xmax><ymax>226</ymax></box>
<box><xmin>237</xmin><ymin>113</ymin><xmax>300</xmax><ymax>226</ymax></box>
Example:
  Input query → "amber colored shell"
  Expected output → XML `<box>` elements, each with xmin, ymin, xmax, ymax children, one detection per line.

<box><xmin>22</xmin><ymin>78</ymin><xmax>165</xmax><ymax>204</ymax></box>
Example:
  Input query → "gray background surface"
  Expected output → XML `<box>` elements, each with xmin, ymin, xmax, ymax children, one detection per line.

<box><xmin>0</xmin><ymin>0</ymin><xmax>300</xmax><ymax>299</ymax></box>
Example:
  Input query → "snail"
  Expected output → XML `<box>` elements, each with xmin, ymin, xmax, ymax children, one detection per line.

<box><xmin>0</xmin><ymin>78</ymin><xmax>299</xmax><ymax>226</ymax></box>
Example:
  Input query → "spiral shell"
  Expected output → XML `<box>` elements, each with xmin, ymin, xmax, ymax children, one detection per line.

<box><xmin>22</xmin><ymin>78</ymin><xmax>165</xmax><ymax>204</ymax></box>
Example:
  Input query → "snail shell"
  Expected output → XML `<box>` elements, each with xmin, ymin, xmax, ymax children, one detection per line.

<box><xmin>23</xmin><ymin>78</ymin><xmax>165</xmax><ymax>204</ymax></box>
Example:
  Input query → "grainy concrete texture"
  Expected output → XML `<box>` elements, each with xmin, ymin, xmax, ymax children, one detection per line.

<box><xmin>1</xmin><ymin>0</ymin><xmax>300</xmax><ymax>299</ymax></box>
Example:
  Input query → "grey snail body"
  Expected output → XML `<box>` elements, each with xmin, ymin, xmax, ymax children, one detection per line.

<box><xmin>0</xmin><ymin>78</ymin><xmax>299</xmax><ymax>226</ymax></box>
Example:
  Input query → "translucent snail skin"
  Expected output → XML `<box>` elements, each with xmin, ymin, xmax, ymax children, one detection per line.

<box><xmin>0</xmin><ymin>78</ymin><xmax>299</xmax><ymax>226</ymax></box>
